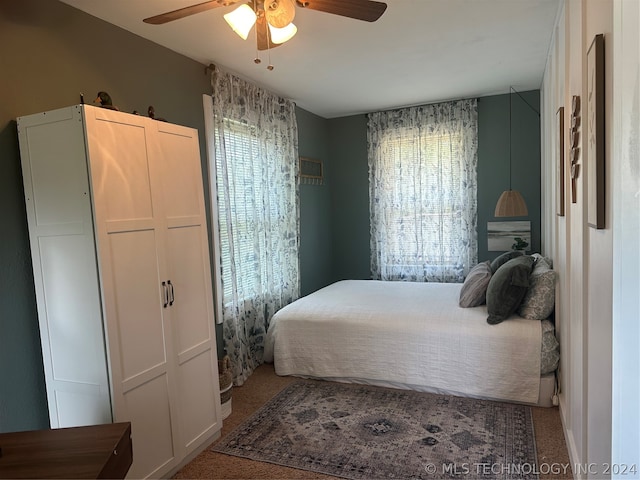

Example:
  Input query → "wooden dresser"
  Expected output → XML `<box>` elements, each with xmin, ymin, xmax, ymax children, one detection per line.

<box><xmin>0</xmin><ymin>422</ymin><xmax>132</xmax><ymax>479</ymax></box>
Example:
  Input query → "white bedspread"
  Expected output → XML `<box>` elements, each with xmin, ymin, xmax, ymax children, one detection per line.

<box><xmin>265</xmin><ymin>280</ymin><xmax>542</xmax><ymax>404</ymax></box>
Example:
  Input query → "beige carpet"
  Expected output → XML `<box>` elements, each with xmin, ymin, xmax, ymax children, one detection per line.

<box><xmin>173</xmin><ymin>364</ymin><xmax>572</xmax><ymax>480</ymax></box>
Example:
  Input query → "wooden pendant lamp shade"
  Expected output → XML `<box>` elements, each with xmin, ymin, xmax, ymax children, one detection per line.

<box><xmin>494</xmin><ymin>190</ymin><xmax>528</xmax><ymax>217</ymax></box>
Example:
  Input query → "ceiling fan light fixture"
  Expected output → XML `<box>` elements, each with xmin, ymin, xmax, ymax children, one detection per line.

<box><xmin>268</xmin><ymin>22</ymin><xmax>297</xmax><ymax>44</ymax></box>
<box><xmin>224</xmin><ymin>4</ymin><xmax>257</xmax><ymax>40</ymax></box>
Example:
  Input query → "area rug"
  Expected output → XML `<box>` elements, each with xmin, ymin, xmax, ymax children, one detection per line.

<box><xmin>211</xmin><ymin>381</ymin><xmax>538</xmax><ymax>479</ymax></box>
<box><xmin>211</xmin><ymin>380</ymin><xmax>539</xmax><ymax>479</ymax></box>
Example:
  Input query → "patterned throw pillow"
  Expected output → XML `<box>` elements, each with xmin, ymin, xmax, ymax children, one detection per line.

<box><xmin>518</xmin><ymin>258</ymin><xmax>557</xmax><ymax>320</ymax></box>
<box><xmin>459</xmin><ymin>261</ymin><xmax>492</xmax><ymax>308</ymax></box>
<box><xmin>486</xmin><ymin>255</ymin><xmax>535</xmax><ymax>325</ymax></box>
<box><xmin>490</xmin><ymin>250</ymin><xmax>525</xmax><ymax>274</ymax></box>
<box><xmin>540</xmin><ymin>320</ymin><xmax>560</xmax><ymax>374</ymax></box>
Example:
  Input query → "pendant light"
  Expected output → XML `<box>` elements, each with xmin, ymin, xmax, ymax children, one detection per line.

<box><xmin>495</xmin><ymin>87</ymin><xmax>529</xmax><ymax>217</ymax></box>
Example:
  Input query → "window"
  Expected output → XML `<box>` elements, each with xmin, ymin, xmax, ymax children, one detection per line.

<box><xmin>214</xmin><ymin>119</ymin><xmax>284</xmax><ymax>302</ymax></box>
<box><xmin>368</xmin><ymin>100</ymin><xmax>478</xmax><ymax>283</ymax></box>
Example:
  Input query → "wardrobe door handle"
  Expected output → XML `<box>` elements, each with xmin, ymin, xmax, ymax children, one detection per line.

<box><xmin>162</xmin><ymin>281</ymin><xmax>168</xmax><ymax>308</ymax></box>
<box><xmin>168</xmin><ymin>280</ymin><xmax>175</xmax><ymax>306</ymax></box>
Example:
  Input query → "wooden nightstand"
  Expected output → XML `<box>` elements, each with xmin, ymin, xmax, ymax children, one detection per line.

<box><xmin>0</xmin><ymin>422</ymin><xmax>132</xmax><ymax>479</ymax></box>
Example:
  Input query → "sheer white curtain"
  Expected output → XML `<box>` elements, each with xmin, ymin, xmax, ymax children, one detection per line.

<box><xmin>209</xmin><ymin>66</ymin><xmax>300</xmax><ymax>385</ymax></box>
<box><xmin>368</xmin><ymin>99</ymin><xmax>478</xmax><ymax>283</ymax></box>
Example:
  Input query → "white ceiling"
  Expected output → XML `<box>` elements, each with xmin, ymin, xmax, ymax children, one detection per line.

<box><xmin>59</xmin><ymin>0</ymin><xmax>559</xmax><ymax>119</ymax></box>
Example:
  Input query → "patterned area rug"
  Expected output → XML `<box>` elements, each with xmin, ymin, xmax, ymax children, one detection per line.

<box><xmin>212</xmin><ymin>380</ymin><xmax>538</xmax><ymax>479</ymax></box>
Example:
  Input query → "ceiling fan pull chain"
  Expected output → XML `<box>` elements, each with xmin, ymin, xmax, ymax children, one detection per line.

<box><xmin>266</xmin><ymin>18</ymin><xmax>274</xmax><ymax>70</ymax></box>
<box><xmin>267</xmin><ymin>48</ymin><xmax>274</xmax><ymax>70</ymax></box>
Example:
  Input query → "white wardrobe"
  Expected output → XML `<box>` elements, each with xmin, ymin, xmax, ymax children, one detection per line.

<box><xmin>18</xmin><ymin>104</ymin><xmax>222</xmax><ymax>479</ymax></box>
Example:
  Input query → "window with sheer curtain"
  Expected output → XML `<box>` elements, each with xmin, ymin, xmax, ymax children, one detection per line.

<box><xmin>207</xmin><ymin>66</ymin><xmax>299</xmax><ymax>385</ymax></box>
<box><xmin>368</xmin><ymin>99</ymin><xmax>478</xmax><ymax>283</ymax></box>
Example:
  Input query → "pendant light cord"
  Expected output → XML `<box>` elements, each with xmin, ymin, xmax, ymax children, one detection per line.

<box><xmin>509</xmin><ymin>86</ymin><xmax>512</xmax><ymax>191</ymax></box>
<box><xmin>508</xmin><ymin>86</ymin><xmax>541</xmax><ymax>191</ymax></box>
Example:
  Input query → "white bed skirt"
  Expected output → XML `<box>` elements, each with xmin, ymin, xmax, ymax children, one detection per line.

<box><xmin>265</xmin><ymin>280</ymin><xmax>547</xmax><ymax>405</ymax></box>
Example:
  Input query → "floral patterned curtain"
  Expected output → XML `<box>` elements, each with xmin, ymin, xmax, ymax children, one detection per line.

<box><xmin>368</xmin><ymin>99</ymin><xmax>478</xmax><ymax>283</ymax></box>
<box><xmin>210</xmin><ymin>66</ymin><xmax>300</xmax><ymax>385</ymax></box>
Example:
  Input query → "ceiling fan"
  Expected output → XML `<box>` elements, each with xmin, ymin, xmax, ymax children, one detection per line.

<box><xmin>143</xmin><ymin>0</ymin><xmax>388</xmax><ymax>51</ymax></box>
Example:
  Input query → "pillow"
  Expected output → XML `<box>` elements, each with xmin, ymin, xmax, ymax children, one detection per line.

<box><xmin>531</xmin><ymin>252</ymin><xmax>553</xmax><ymax>269</ymax></box>
<box><xmin>517</xmin><ymin>258</ymin><xmax>558</xmax><ymax>320</ymax></box>
<box><xmin>459</xmin><ymin>261</ymin><xmax>492</xmax><ymax>307</ymax></box>
<box><xmin>490</xmin><ymin>250</ymin><xmax>525</xmax><ymax>273</ymax></box>
<box><xmin>486</xmin><ymin>255</ymin><xmax>535</xmax><ymax>325</ymax></box>
<box><xmin>540</xmin><ymin>320</ymin><xmax>560</xmax><ymax>374</ymax></box>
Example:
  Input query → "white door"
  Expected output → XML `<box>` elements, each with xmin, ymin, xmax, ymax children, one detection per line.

<box><xmin>84</xmin><ymin>107</ymin><xmax>180</xmax><ymax>478</ymax></box>
<box><xmin>155</xmin><ymin>121</ymin><xmax>221</xmax><ymax>456</ymax></box>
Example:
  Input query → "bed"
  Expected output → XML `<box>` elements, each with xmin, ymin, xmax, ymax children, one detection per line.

<box><xmin>264</xmin><ymin>266</ymin><xmax>559</xmax><ymax>407</ymax></box>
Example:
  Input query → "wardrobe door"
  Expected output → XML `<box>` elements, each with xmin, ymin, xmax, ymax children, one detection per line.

<box><xmin>84</xmin><ymin>108</ymin><xmax>180</xmax><ymax>478</ymax></box>
<box><xmin>155</xmin><ymin>122</ymin><xmax>221</xmax><ymax>455</ymax></box>
<box><xmin>17</xmin><ymin>106</ymin><xmax>111</xmax><ymax>429</ymax></box>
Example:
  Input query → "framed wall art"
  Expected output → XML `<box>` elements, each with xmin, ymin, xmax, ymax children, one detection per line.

<box><xmin>487</xmin><ymin>221</ymin><xmax>531</xmax><ymax>252</ymax></box>
<box><xmin>556</xmin><ymin>106</ymin><xmax>565</xmax><ymax>216</ymax></box>
<box><xmin>587</xmin><ymin>34</ymin><xmax>605</xmax><ymax>229</ymax></box>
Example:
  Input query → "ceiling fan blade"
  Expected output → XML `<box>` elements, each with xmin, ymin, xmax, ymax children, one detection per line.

<box><xmin>295</xmin><ymin>0</ymin><xmax>387</xmax><ymax>22</ymax></box>
<box><xmin>143</xmin><ymin>0</ymin><xmax>240</xmax><ymax>25</ymax></box>
<box><xmin>256</xmin><ymin>15</ymin><xmax>282</xmax><ymax>51</ymax></box>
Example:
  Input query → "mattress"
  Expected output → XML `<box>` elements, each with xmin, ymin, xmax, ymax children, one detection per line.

<box><xmin>265</xmin><ymin>280</ymin><xmax>551</xmax><ymax>405</ymax></box>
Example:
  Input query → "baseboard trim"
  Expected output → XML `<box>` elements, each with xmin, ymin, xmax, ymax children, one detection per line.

<box><xmin>559</xmin><ymin>394</ymin><xmax>584</xmax><ymax>480</ymax></box>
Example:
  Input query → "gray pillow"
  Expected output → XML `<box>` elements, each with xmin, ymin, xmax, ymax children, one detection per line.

<box><xmin>459</xmin><ymin>261</ymin><xmax>492</xmax><ymax>307</ymax></box>
<box><xmin>518</xmin><ymin>259</ymin><xmax>558</xmax><ymax>320</ymax></box>
<box><xmin>486</xmin><ymin>256</ymin><xmax>535</xmax><ymax>325</ymax></box>
<box><xmin>490</xmin><ymin>250</ymin><xmax>525</xmax><ymax>273</ymax></box>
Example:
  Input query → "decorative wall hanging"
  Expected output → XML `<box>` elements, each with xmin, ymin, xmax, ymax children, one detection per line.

<box><xmin>299</xmin><ymin>157</ymin><xmax>323</xmax><ymax>185</ymax></box>
<box><xmin>556</xmin><ymin>106</ymin><xmax>565</xmax><ymax>216</ymax></box>
<box><xmin>569</xmin><ymin>95</ymin><xmax>581</xmax><ymax>203</ymax></box>
<box><xmin>587</xmin><ymin>34</ymin><xmax>605</xmax><ymax>229</ymax></box>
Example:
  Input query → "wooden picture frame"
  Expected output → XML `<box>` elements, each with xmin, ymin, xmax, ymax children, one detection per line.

<box><xmin>556</xmin><ymin>106</ymin><xmax>565</xmax><ymax>216</ymax></box>
<box><xmin>587</xmin><ymin>34</ymin><xmax>605</xmax><ymax>229</ymax></box>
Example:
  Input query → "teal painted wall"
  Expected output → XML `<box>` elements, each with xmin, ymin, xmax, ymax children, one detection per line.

<box><xmin>296</xmin><ymin>108</ymin><xmax>333</xmax><ymax>295</ymax></box>
<box><xmin>477</xmin><ymin>92</ymin><xmax>541</xmax><ymax>261</ymax></box>
<box><xmin>327</xmin><ymin>115</ymin><xmax>371</xmax><ymax>280</ymax></box>
<box><xmin>0</xmin><ymin>0</ymin><xmax>214</xmax><ymax>432</ymax></box>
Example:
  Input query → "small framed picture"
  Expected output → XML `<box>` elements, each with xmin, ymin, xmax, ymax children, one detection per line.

<box><xmin>586</xmin><ymin>34</ymin><xmax>605</xmax><ymax>229</ymax></box>
<box><xmin>556</xmin><ymin>107</ymin><xmax>565</xmax><ymax>216</ymax></box>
